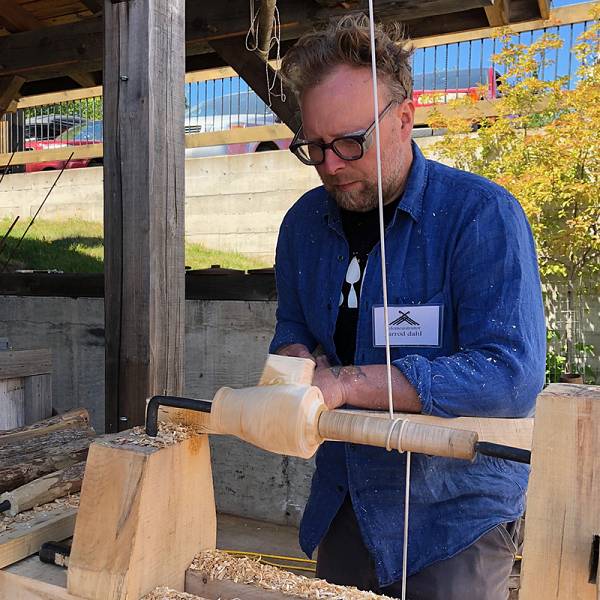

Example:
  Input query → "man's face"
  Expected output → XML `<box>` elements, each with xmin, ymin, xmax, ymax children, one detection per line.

<box><xmin>300</xmin><ymin>65</ymin><xmax>415</xmax><ymax>212</ymax></box>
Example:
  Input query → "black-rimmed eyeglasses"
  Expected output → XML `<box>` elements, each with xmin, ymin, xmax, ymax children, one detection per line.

<box><xmin>290</xmin><ymin>100</ymin><xmax>397</xmax><ymax>166</ymax></box>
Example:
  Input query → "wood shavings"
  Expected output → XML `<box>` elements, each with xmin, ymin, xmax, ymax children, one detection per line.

<box><xmin>0</xmin><ymin>493</ymin><xmax>80</xmax><ymax>534</ymax></box>
<box><xmin>113</xmin><ymin>422</ymin><xmax>193</xmax><ymax>448</ymax></box>
<box><xmin>141</xmin><ymin>587</ymin><xmax>205</xmax><ymax>600</ymax></box>
<box><xmin>191</xmin><ymin>549</ymin><xmax>395</xmax><ymax>600</ymax></box>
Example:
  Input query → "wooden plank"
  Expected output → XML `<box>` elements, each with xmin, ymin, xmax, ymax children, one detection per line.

<box><xmin>0</xmin><ymin>508</ymin><xmax>77</xmax><ymax>569</ymax></box>
<box><xmin>17</xmin><ymin>86</ymin><xmax>103</xmax><ymax>109</ymax></box>
<box><xmin>0</xmin><ymin>350</ymin><xmax>52</xmax><ymax>379</ymax></box>
<box><xmin>537</xmin><ymin>0</ymin><xmax>551</xmax><ymax>20</ymax></box>
<box><xmin>23</xmin><ymin>374</ymin><xmax>52</xmax><ymax>425</ymax></box>
<box><xmin>520</xmin><ymin>384</ymin><xmax>600</xmax><ymax>600</ymax></box>
<box><xmin>0</xmin><ymin>570</ymin><xmax>84</xmax><ymax>600</ymax></box>
<box><xmin>103</xmin><ymin>0</ymin><xmax>186</xmax><ymax>432</ymax></box>
<box><xmin>209</xmin><ymin>36</ymin><xmax>300</xmax><ymax>131</ymax></box>
<box><xmin>186</xmin><ymin>569</ymin><xmax>305</xmax><ymax>600</ymax></box>
<box><xmin>185</xmin><ymin>124</ymin><xmax>292</xmax><ymax>149</ymax></box>
<box><xmin>67</xmin><ymin>435</ymin><xmax>216</xmax><ymax>600</ymax></box>
<box><xmin>0</xmin><ymin>378</ymin><xmax>25</xmax><ymax>430</ymax></box>
<box><xmin>0</xmin><ymin>143</ymin><xmax>103</xmax><ymax>168</ymax></box>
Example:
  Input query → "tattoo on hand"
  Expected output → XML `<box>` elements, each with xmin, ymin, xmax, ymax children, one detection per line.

<box><xmin>330</xmin><ymin>366</ymin><xmax>367</xmax><ymax>380</ymax></box>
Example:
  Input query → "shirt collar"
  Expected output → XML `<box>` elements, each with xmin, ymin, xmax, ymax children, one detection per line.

<box><xmin>325</xmin><ymin>140</ymin><xmax>428</xmax><ymax>230</ymax></box>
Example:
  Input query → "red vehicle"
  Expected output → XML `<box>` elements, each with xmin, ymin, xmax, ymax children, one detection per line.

<box><xmin>25</xmin><ymin>121</ymin><xmax>103</xmax><ymax>173</ymax></box>
<box><xmin>412</xmin><ymin>67</ymin><xmax>499</xmax><ymax>107</ymax></box>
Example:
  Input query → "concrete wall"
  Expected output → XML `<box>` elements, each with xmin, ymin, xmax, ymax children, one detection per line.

<box><xmin>0</xmin><ymin>152</ymin><xmax>321</xmax><ymax>264</ymax></box>
<box><xmin>0</xmin><ymin>295</ymin><xmax>313</xmax><ymax>526</ymax></box>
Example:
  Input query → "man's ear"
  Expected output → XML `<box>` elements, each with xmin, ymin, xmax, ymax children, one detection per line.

<box><xmin>398</xmin><ymin>99</ymin><xmax>415</xmax><ymax>139</ymax></box>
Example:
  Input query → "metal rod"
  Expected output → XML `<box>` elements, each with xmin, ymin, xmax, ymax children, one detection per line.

<box><xmin>0</xmin><ymin>215</ymin><xmax>19</xmax><ymax>258</ymax></box>
<box><xmin>475</xmin><ymin>441</ymin><xmax>531</xmax><ymax>464</ymax></box>
<box><xmin>0</xmin><ymin>150</ymin><xmax>16</xmax><ymax>188</ymax></box>
<box><xmin>145</xmin><ymin>395</ymin><xmax>213</xmax><ymax>437</ymax></box>
<box><xmin>0</xmin><ymin>152</ymin><xmax>74</xmax><ymax>272</ymax></box>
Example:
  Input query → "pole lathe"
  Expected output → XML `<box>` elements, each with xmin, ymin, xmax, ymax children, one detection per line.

<box><xmin>146</xmin><ymin>384</ymin><xmax>530</xmax><ymax>464</ymax></box>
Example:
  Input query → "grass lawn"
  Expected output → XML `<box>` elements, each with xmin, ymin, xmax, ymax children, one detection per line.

<box><xmin>0</xmin><ymin>218</ymin><xmax>270</xmax><ymax>273</ymax></box>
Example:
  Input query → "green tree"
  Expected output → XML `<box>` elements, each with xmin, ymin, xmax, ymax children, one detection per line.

<box><xmin>427</xmin><ymin>15</ymin><xmax>600</xmax><ymax>373</ymax></box>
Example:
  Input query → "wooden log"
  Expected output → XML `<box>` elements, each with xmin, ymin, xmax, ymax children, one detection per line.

<box><xmin>520</xmin><ymin>383</ymin><xmax>600</xmax><ymax>600</ymax></box>
<box><xmin>0</xmin><ymin>408</ymin><xmax>89</xmax><ymax>443</ymax></box>
<box><xmin>0</xmin><ymin>507</ymin><xmax>77</xmax><ymax>569</ymax></box>
<box><xmin>67</xmin><ymin>433</ymin><xmax>216</xmax><ymax>600</ymax></box>
<box><xmin>0</xmin><ymin>427</ymin><xmax>95</xmax><ymax>494</ymax></box>
<box><xmin>0</xmin><ymin>462</ymin><xmax>86</xmax><ymax>516</ymax></box>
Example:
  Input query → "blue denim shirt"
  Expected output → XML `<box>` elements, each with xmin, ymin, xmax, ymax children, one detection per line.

<box><xmin>269</xmin><ymin>143</ymin><xmax>546</xmax><ymax>586</ymax></box>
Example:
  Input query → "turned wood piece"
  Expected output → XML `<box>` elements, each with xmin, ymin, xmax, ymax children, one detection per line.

<box><xmin>211</xmin><ymin>385</ymin><xmax>325</xmax><ymax>459</ymax></box>
<box><xmin>258</xmin><ymin>354</ymin><xmax>315</xmax><ymax>386</ymax></box>
<box><xmin>0</xmin><ymin>425</ymin><xmax>95</xmax><ymax>494</ymax></box>
<box><xmin>0</xmin><ymin>461</ymin><xmax>86</xmax><ymax>516</ymax></box>
<box><xmin>319</xmin><ymin>410</ymin><xmax>478</xmax><ymax>460</ymax></box>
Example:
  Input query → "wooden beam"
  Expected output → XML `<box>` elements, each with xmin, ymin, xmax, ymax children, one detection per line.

<box><xmin>103</xmin><ymin>0</ymin><xmax>186</xmax><ymax>431</ymax></box>
<box><xmin>67</xmin><ymin>435</ymin><xmax>216</xmax><ymax>599</ymax></box>
<box><xmin>0</xmin><ymin>570</ymin><xmax>84</xmax><ymax>600</ymax></box>
<box><xmin>0</xmin><ymin>76</ymin><xmax>25</xmax><ymax>117</ymax></box>
<box><xmin>520</xmin><ymin>384</ymin><xmax>600</xmax><ymax>600</ymax></box>
<box><xmin>484</xmin><ymin>0</ymin><xmax>509</xmax><ymax>26</ymax></box>
<box><xmin>0</xmin><ymin>508</ymin><xmax>77</xmax><ymax>569</ymax></box>
<box><xmin>209</xmin><ymin>36</ymin><xmax>300</xmax><ymax>131</ymax></box>
<box><xmin>0</xmin><ymin>350</ymin><xmax>52</xmax><ymax>379</ymax></box>
<box><xmin>0</xmin><ymin>143</ymin><xmax>103</xmax><ymax>168</ymax></box>
<box><xmin>0</xmin><ymin>0</ymin><xmax>491</xmax><ymax>84</ymax></box>
<box><xmin>537</xmin><ymin>0</ymin><xmax>551</xmax><ymax>20</ymax></box>
<box><xmin>78</xmin><ymin>0</ymin><xmax>103</xmax><ymax>16</ymax></box>
<box><xmin>0</xmin><ymin>1</ymin><xmax>96</xmax><ymax>90</ymax></box>
<box><xmin>411</xmin><ymin>2</ymin><xmax>600</xmax><ymax>48</ymax></box>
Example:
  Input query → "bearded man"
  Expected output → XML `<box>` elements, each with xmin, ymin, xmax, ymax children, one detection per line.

<box><xmin>269</xmin><ymin>14</ymin><xmax>546</xmax><ymax>600</ymax></box>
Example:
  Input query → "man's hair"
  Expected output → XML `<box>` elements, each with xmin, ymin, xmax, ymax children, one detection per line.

<box><xmin>281</xmin><ymin>14</ymin><xmax>413</xmax><ymax>102</ymax></box>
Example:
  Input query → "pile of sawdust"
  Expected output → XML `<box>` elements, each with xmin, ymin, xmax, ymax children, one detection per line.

<box><xmin>190</xmin><ymin>549</ymin><xmax>395</xmax><ymax>600</ymax></box>
<box><xmin>141</xmin><ymin>588</ymin><xmax>201</xmax><ymax>600</ymax></box>
<box><xmin>113</xmin><ymin>422</ymin><xmax>193</xmax><ymax>448</ymax></box>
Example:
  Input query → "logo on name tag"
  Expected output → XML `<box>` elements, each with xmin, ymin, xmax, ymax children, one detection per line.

<box><xmin>373</xmin><ymin>305</ymin><xmax>443</xmax><ymax>347</ymax></box>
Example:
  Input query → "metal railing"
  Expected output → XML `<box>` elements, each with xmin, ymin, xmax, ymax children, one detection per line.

<box><xmin>0</xmin><ymin>4</ymin><xmax>596</xmax><ymax>168</ymax></box>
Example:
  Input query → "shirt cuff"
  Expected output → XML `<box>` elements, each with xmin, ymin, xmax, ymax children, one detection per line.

<box><xmin>393</xmin><ymin>355</ymin><xmax>433</xmax><ymax>415</ymax></box>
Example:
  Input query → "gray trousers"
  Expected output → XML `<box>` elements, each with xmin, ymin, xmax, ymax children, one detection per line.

<box><xmin>315</xmin><ymin>495</ymin><xmax>519</xmax><ymax>600</ymax></box>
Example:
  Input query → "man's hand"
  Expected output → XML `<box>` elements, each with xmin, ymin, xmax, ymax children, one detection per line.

<box><xmin>275</xmin><ymin>343</ymin><xmax>316</xmax><ymax>363</ymax></box>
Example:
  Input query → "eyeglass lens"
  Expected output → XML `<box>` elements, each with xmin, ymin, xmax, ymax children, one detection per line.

<box><xmin>297</xmin><ymin>137</ymin><xmax>363</xmax><ymax>165</ymax></box>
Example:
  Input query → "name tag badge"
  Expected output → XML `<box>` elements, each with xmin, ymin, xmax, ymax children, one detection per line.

<box><xmin>372</xmin><ymin>304</ymin><xmax>443</xmax><ymax>347</ymax></box>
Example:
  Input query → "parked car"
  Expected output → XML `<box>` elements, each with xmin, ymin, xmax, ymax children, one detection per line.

<box><xmin>184</xmin><ymin>90</ymin><xmax>290</xmax><ymax>158</ymax></box>
<box><xmin>25</xmin><ymin>120</ymin><xmax>103</xmax><ymax>172</ymax></box>
<box><xmin>412</xmin><ymin>67</ymin><xmax>500</xmax><ymax>107</ymax></box>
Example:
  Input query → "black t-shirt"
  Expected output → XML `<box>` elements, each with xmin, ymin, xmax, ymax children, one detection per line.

<box><xmin>334</xmin><ymin>197</ymin><xmax>401</xmax><ymax>365</ymax></box>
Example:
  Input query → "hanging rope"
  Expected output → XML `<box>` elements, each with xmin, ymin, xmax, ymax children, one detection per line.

<box><xmin>366</xmin><ymin>4</ymin><xmax>411</xmax><ymax>599</ymax></box>
<box><xmin>246</xmin><ymin>0</ymin><xmax>286</xmax><ymax>106</ymax></box>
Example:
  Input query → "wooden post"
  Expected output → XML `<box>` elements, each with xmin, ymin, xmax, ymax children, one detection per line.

<box><xmin>103</xmin><ymin>0</ymin><xmax>186</xmax><ymax>431</ymax></box>
<box><xmin>520</xmin><ymin>383</ymin><xmax>600</xmax><ymax>600</ymax></box>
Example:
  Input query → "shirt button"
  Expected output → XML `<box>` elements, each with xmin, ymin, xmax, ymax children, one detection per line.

<box><xmin>337</xmin><ymin>255</ymin><xmax>345</xmax><ymax>262</ymax></box>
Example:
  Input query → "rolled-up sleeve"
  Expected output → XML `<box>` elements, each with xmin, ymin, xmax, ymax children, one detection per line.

<box><xmin>269</xmin><ymin>215</ymin><xmax>318</xmax><ymax>354</ymax></box>
<box><xmin>394</xmin><ymin>189</ymin><xmax>546</xmax><ymax>418</ymax></box>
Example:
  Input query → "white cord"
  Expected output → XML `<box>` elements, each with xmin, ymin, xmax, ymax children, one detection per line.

<box><xmin>366</xmin><ymin>5</ymin><xmax>410</xmax><ymax>599</ymax></box>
